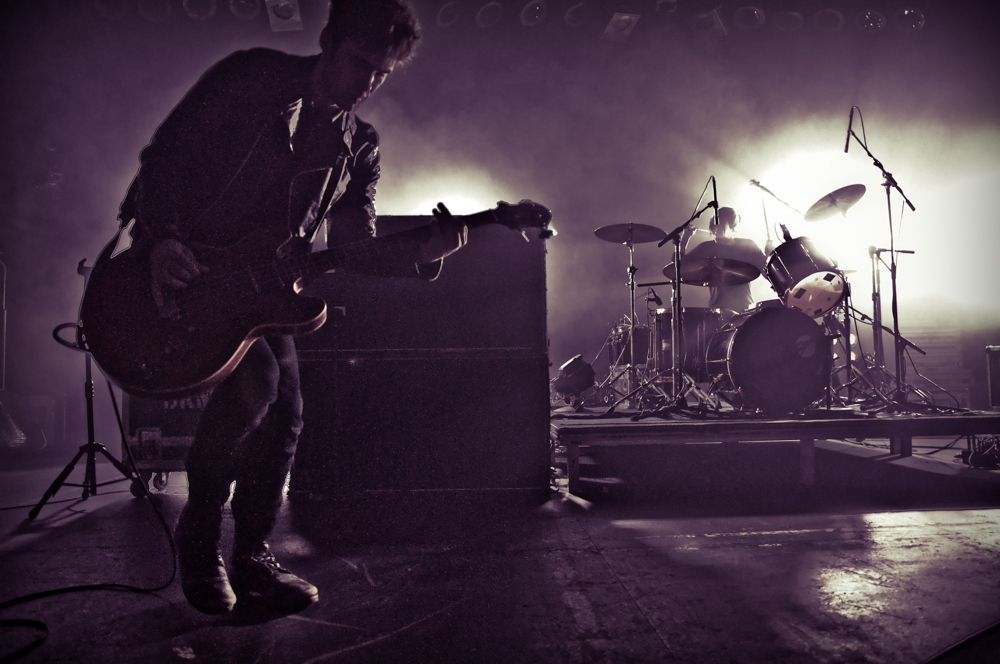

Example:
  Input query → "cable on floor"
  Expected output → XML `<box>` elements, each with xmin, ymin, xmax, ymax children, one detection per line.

<box><xmin>0</xmin><ymin>380</ymin><xmax>177</xmax><ymax>662</ymax></box>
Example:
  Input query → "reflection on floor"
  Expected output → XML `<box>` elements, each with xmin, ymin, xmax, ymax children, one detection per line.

<box><xmin>1</xmin><ymin>436</ymin><xmax>999</xmax><ymax>664</ymax></box>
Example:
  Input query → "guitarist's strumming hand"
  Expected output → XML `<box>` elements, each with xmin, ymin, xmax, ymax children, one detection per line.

<box><xmin>150</xmin><ymin>239</ymin><xmax>210</xmax><ymax>310</ymax></box>
<box><xmin>417</xmin><ymin>202</ymin><xmax>468</xmax><ymax>265</ymax></box>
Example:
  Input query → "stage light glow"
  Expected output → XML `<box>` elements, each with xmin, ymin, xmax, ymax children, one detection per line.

<box><xmin>476</xmin><ymin>2</ymin><xmax>503</xmax><ymax>28</ymax></box>
<box><xmin>735</xmin><ymin>150</ymin><xmax>881</xmax><ymax>281</ymax></box>
<box><xmin>411</xmin><ymin>195</ymin><xmax>488</xmax><ymax>216</ymax></box>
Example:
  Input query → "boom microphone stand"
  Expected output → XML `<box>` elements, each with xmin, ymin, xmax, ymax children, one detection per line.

<box><xmin>655</xmin><ymin>176</ymin><xmax>718</xmax><ymax>403</ymax></box>
<box><xmin>28</xmin><ymin>260</ymin><xmax>145</xmax><ymax>519</ymax></box>
<box><xmin>845</xmin><ymin>113</ymin><xmax>918</xmax><ymax>407</ymax></box>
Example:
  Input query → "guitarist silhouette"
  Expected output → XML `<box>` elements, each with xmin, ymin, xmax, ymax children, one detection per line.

<box><xmin>84</xmin><ymin>0</ymin><xmax>549</xmax><ymax>617</ymax></box>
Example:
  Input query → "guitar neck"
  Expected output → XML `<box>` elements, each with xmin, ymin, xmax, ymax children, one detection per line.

<box><xmin>283</xmin><ymin>208</ymin><xmax>500</xmax><ymax>280</ymax></box>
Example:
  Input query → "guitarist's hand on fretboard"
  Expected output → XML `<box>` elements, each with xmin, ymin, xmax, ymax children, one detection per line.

<box><xmin>416</xmin><ymin>202</ymin><xmax>469</xmax><ymax>265</ymax></box>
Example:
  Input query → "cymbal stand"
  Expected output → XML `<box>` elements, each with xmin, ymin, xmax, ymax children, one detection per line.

<box><xmin>625</xmin><ymin>240</ymin><xmax>639</xmax><ymax>399</ymax></box>
<box><xmin>832</xmin><ymin>300</ymin><xmax>900</xmax><ymax>409</ymax></box>
<box><xmin>846</xmin><ymin>123</ymin><xmax>918</xmax><ymax>407</ymax></box>
<box><xmin>860</xmin><ymin>245</ymin><xmax>927</xmax><ymax>408</ymax></box>
<box><xmin>596</xmin><ymin>241</ymin><xmax>645</xmax><ymax>412</ymax></box>
<box><xmin>28</xmin><ymin>260</ymin><xmax>146</xmax><ymax>519</ymax></box>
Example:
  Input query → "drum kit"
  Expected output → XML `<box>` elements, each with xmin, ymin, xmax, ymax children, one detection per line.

<box><xmin>560</xmin><ymin>109</ymin><xmax>927</xmax><ymax>416</ymax></box>
<box><xmin>589</xmin><ymin>182</ymin><xmax>878</xmax><ymax>415</ymax></box>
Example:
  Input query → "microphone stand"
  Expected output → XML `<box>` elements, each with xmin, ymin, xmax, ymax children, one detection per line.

<box><xmin>657</xmin><ymin>199</ymin><xmax>716</xmax><ymax>402</ymax></box>
<box><xmin>847</xmin><ymin>126</ymin><xmax>917</xmax><ymax>407</ymax></box>
<box><xmin>28</xmin><ymin>260</ymin><xmax>148</xmax><ymax>519</ymax></box>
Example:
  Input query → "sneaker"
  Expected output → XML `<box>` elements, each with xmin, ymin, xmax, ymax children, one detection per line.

<box><xmin>230</xmin><ymin>543</ymin><xmax>318</xmax><ymax>613</ymax></box>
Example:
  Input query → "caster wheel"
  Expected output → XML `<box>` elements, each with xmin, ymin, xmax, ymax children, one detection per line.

<box><xmin>130</xmin><ymin>480</ymin><xmax>146</xmax><ymax>497</ymax></box>
<box><xmin>153</xmin><ymin>472</ymin><xmax>169</xmax><ymax>491</ymax></box>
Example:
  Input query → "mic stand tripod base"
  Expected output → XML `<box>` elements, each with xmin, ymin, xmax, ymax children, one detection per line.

<box><xmin>27</xmin><ymin>440</ymin><xmax>153</xmax><ymax>519</ymax></box>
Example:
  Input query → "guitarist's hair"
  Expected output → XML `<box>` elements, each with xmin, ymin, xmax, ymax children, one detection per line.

<box><xmin>325</xmin><ymin>0</ymin><xmax>422</xmax><ymax>65</ymax></box>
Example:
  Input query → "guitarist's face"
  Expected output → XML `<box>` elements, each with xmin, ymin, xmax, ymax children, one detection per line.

<box><xmin>312</xmin><ymin>31</ymin><xmax>396</xmax><ymax>113</ymax></box>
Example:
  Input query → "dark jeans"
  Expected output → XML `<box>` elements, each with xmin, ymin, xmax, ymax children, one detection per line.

<box><xmin>184</xmin><ymin>335</ymin><xmax>303</xmax><ymax>550</ymax></box>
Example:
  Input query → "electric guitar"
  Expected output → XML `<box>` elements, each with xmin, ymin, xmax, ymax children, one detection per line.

<box><xmin>79</xmin><ymin>200</ymin><xmax>552</xmax><ymax>398</ymax></box>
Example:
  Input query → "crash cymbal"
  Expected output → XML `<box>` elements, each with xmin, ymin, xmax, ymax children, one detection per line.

<box><xmin>803</xmin><ymin>184</ymin><xmax>866</xmax><ymax>222</ymax></box>
<box><xmin>662</xmin><ymin>257</ymin><xmax>760</xmax><ymax>287</ymax></box>
<box><xmin>594</xmin><ymin>222</ymin><xmax>667</xmax><ymax>245</ymax></box>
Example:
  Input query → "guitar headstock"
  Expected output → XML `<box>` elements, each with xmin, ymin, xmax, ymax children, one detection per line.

<box><xmin>492</xmin><ymin>200</ymin><xmax>556</xmax><ymax>241</ymax></box>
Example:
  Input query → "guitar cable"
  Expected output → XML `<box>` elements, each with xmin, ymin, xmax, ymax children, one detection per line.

<box><xmin>0</xmin><ymin>325</ymin><xmax>177</xmax><ymax>663</ymax></box>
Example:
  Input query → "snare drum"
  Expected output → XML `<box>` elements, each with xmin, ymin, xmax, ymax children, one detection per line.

<box><xmin>705</xmin><ymin>306</ymin><xmax>832</xmax><ymax>413</ymax></box>
<box><xmin>651</xmin><ymin>308</ymin><xmax>726</xmax><ymax>381</ymax></box>
<box><xmin>609</xmin><ymin>324</ymin><xmax>651</xmax><ymax>366</ymax></box>
<box><xmin>766</xmin><ymin>237</ymin><xmax>845</xmax><ymax>318</ymax></box>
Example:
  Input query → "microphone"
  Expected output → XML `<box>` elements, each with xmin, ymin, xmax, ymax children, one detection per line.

<box><xmin>844</xmin><ymin>107</ymin><xmax>854</xmax><ymax>153</ymax></box>
<box><xmin>648</xmin><ymin>289</ymin><xmax>663</xmax><ymax>306</ymax></box>
<box><xmin>711</xmin><ymin>176</ymin><xmax>720</xmax><ymax>226</ymax></box>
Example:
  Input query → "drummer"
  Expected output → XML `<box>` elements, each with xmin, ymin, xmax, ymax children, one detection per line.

<box><xmin>682</xmin><ymin>206</ymin><xmax>766</xmax><ymax>315</ymax></box>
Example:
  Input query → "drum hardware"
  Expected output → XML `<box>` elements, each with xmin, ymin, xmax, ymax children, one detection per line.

<box><xmin>593</xmin><ymin>222</ymin><xmax>667</xmax><ymax>410</ymax></box>
<box><xmin>845</xmin><ymin>108</ymin><xmax>918</xmax><ymax>408</ymax></box>
<box><xmin>854</xmin><ymin>244</ymin><xmax>927</xmax><ymax>411</ymax></box>
<box><xmin>749</xmin><ymin>179</ymin><xmax>803</xmax><ymax>217</ymax></box>
<box><xmin>654</xmin><ymin>176</ymin><xmax>721</xmax><ymax>406</ymax></box>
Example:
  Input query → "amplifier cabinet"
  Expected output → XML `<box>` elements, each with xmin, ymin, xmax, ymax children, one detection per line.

<box><xmin>293</xmin><ymin>351</ymin><xmax>550</xmax><ymax>496</ymax></box>
<box><xmin>290</xmin><ymin>216</ymin><xmax>550</xmax><ymax>499</ymax></box>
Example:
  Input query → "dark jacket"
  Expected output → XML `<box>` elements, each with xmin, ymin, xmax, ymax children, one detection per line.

<box><xmin>120</xmin><ymin>48</ymin><xmax>380</xmax><ymax>256</ymax></box>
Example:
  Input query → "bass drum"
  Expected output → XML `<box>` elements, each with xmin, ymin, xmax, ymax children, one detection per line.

<box><xmin>705</xmin><ymin>307</ymin><xmax>832</xmax><ymax>413</ymax></box>
<box><xmin>766</xmin><ymin>237</ymin><xmax>845</xmax><ymax>318</ymax></box>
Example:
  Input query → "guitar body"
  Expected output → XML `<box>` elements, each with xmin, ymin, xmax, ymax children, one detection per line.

<box><xmin>80</xmin><ymin>200</ymin><xmax>552</xmax><ymax>399</ymax></box>
<box><xmin>80</xmin><ymin>226</ymin><xmax>327</xmax><ymax>398</ymax></box>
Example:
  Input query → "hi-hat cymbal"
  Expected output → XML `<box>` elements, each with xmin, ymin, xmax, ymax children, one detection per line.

<box><xmin>803</xmin><ymin>184</ymin><xmax>866</xmax><ymax>222</ymax></box>
<box><xmin>594</xmin><ymin>222</ymin><xmax>667</xmax><ymax>245</ymax></box>
<box><xmin>662</xmin><ymin>257</ymin><xmax>760</xmax><ymax>286</ymax></box>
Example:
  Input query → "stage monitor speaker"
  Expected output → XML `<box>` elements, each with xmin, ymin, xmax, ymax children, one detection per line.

<box><xmin>988</xmin><ymin>346</ymin><xmax>1000</xmax><ymax>410</ymax></box>
<box><xmin>290</xmin><ymin>215</ymin><xmax>550</xmax><ymax>500</ymax></box>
